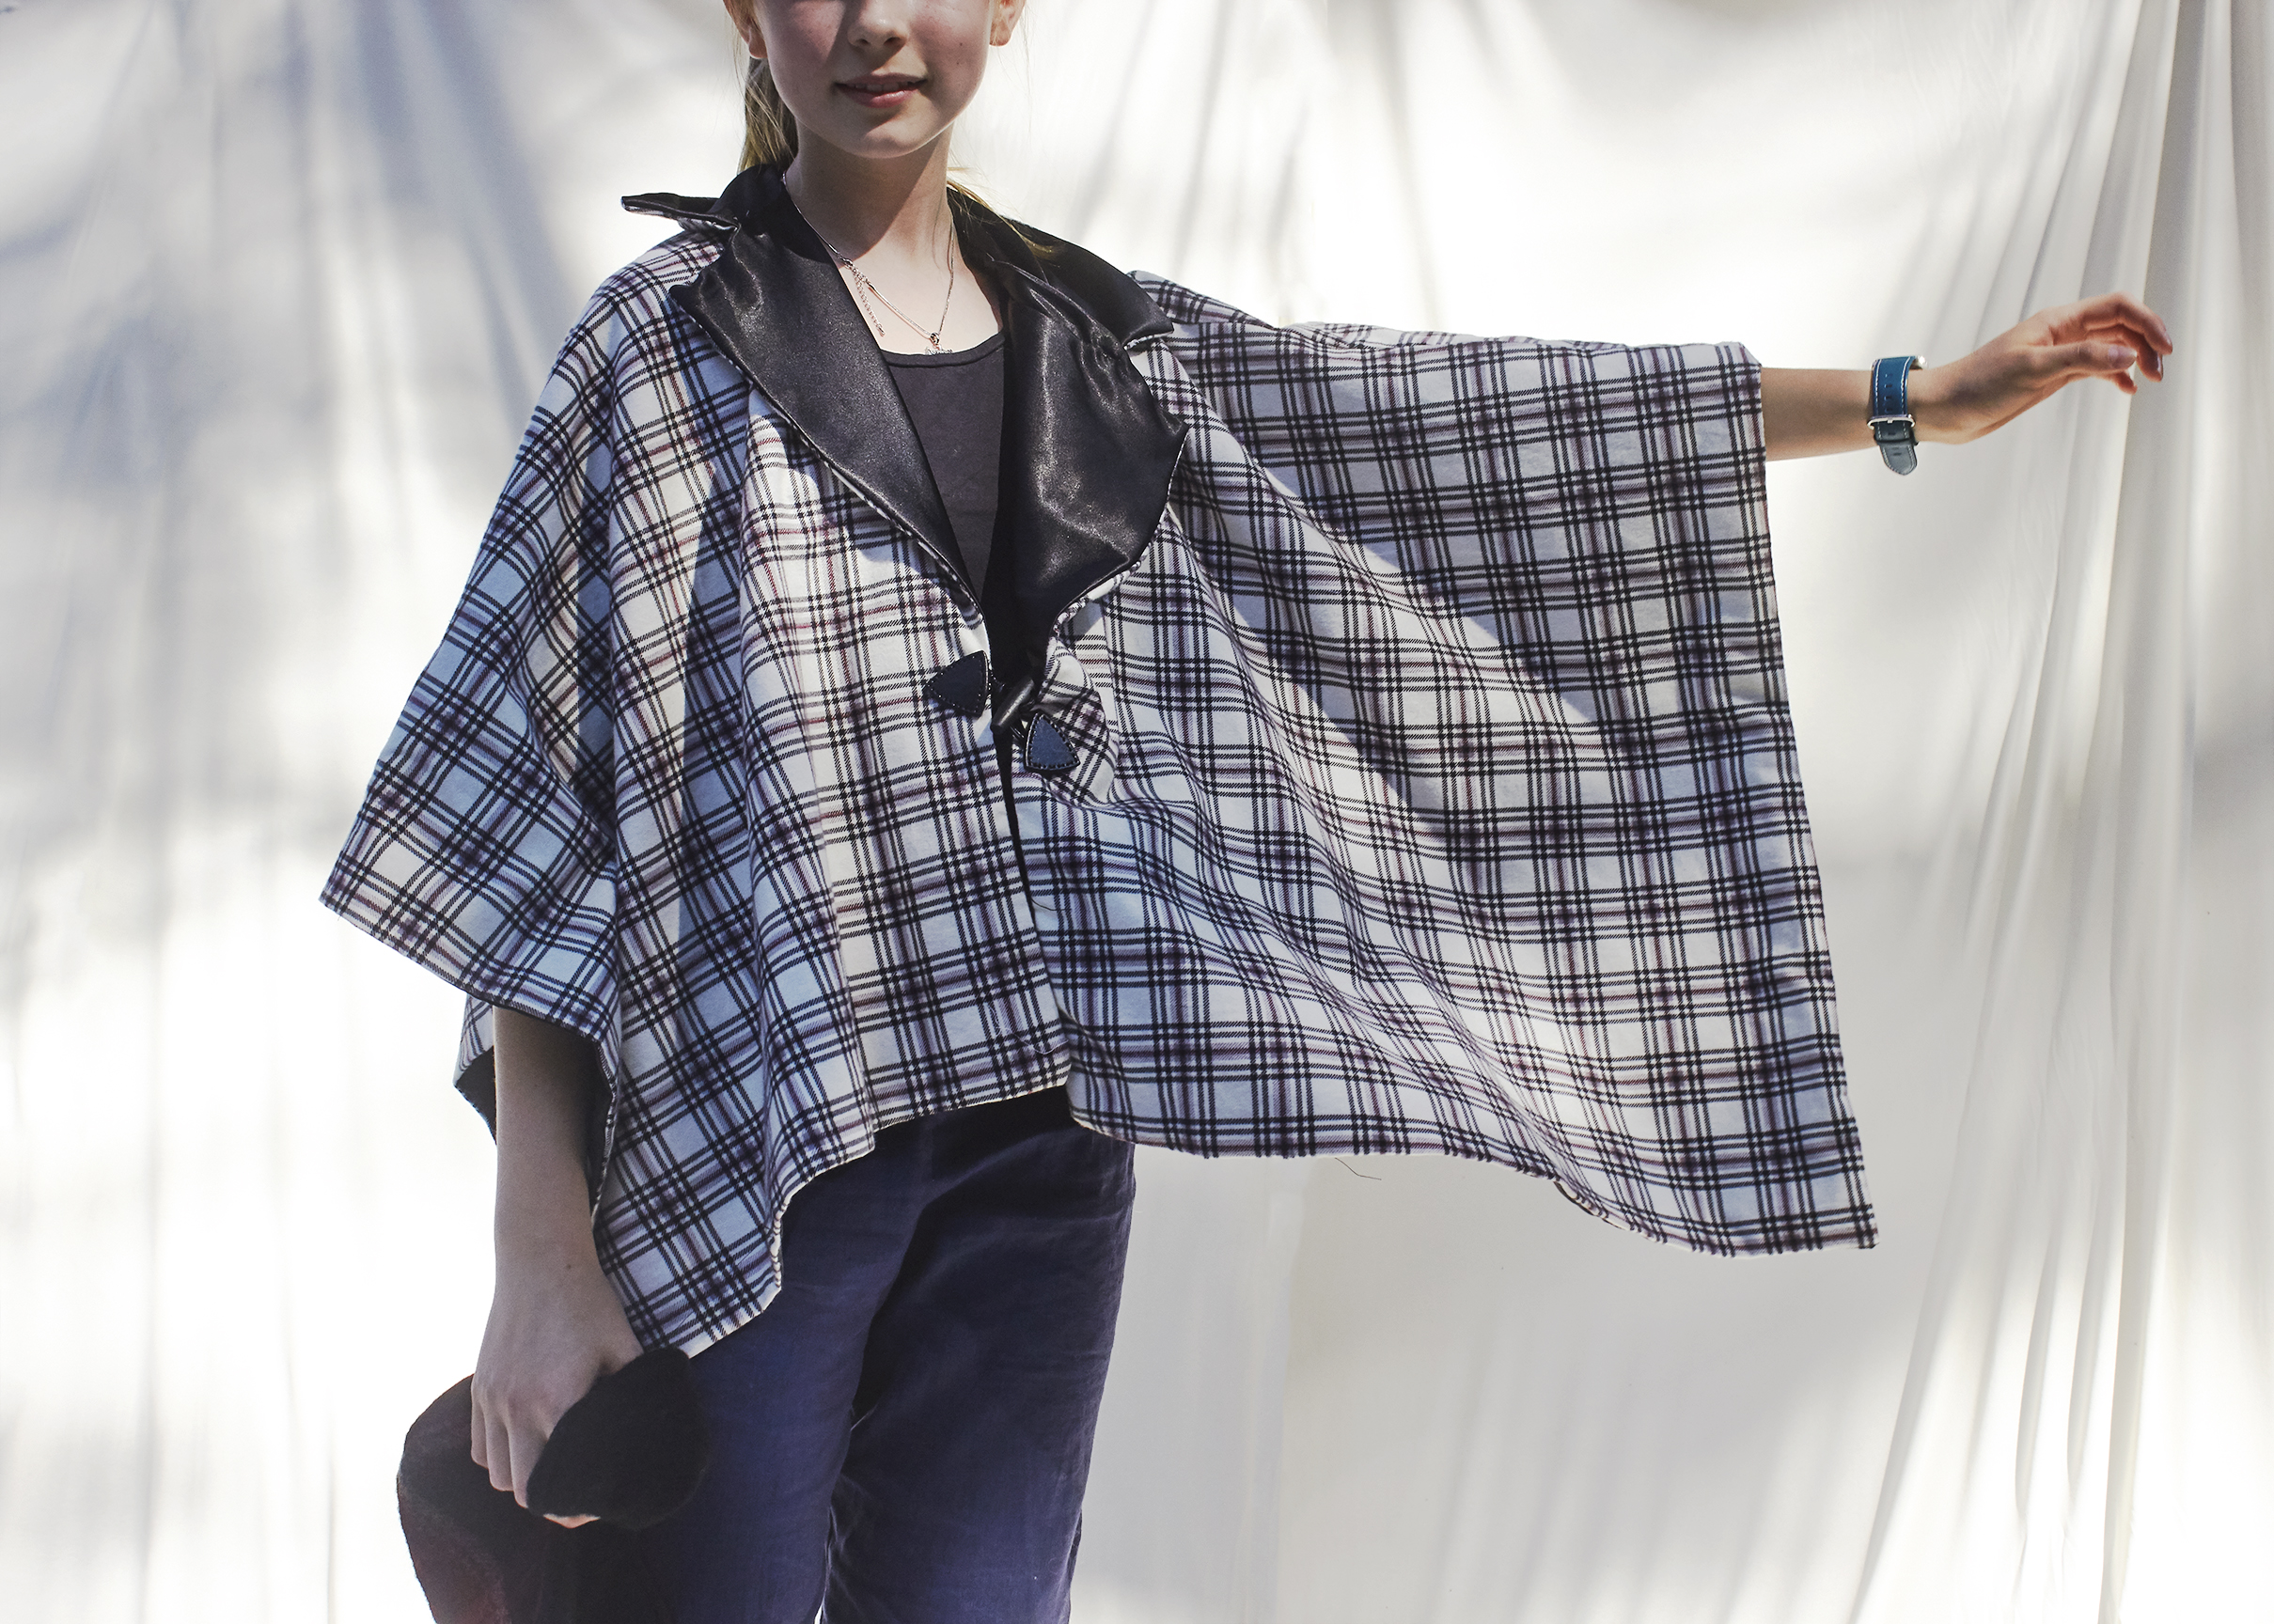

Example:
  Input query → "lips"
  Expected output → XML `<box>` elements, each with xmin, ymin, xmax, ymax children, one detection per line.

<box><xmin>838</xmin><ymin>73</ymin><xmax>922</xmax><ymax>107</ymax></box>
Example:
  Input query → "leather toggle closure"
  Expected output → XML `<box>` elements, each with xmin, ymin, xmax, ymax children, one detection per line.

<box><xmin>927</xmin><ymin>653</ymin><xmax>1078</xmax><ymax>780</ymax></box>
<box><xmin>1022</xmin><ymin>714</ymin><xmax>1077</xmax><ymax>777</ymax></box>
<box><xmin>924</xmin><ymin>651</ymin><xmax>992</xmax><ymax>719</ymax></box>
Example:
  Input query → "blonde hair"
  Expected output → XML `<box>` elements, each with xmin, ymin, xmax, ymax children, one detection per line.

<box><xmin>741</xmin><ymin>58</ymin><xmax>797</xmax><ymax>172</ymax></box>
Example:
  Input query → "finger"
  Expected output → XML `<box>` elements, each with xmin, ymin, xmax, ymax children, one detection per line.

<box><xmin>470</xmin><ymin>1391</ymin><xmax>487</xmax><ymax>1471</ymax></box>
<box><xmin>2088</xmin><ymin>291</ymin><xmax>2174</xmax><ymax>353</ymax></box>
<box><xmin>2110</xmin><ymin>328</ymin><xmax>2160</xmax><ymax>380</ymax></box>
<box><xmin>487</xmin><ymin>1412</ymin><xmax>517</xmax><ymax>1494</ymax></box>
<box><xmin>2118</xmin><ymin>321</ymin><xmax>2165</xmax><ymax>379</ymax></box>
<box><xmin>2043</xmin><ymin>338</ymin><xmax>2140</xmax><ymax>379</ymax></box>
<box><xmin>511</xmin><ymin>1418</ymin><xmax>549</xmax><ymax>1510</ymax></box>
<box><xmin>2042</xmin><ymin>291</ymin><xmax>2173</xmax><ymax>353</ymax></box>
<box><xmin>2070</xmin><ymin>316</ymin><xmax>2166</xmax><ymax>378</ymax></box>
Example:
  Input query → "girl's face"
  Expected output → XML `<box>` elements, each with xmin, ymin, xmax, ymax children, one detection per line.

<box><xmin>727</xmin><ymin>0</ymin><xmax>1024</xmax><ymax>164</ymax></box>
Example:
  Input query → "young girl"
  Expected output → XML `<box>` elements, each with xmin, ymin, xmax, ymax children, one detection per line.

<box><xmin>324</xmin><ymin>1</ymin><xmax>2171</xmax><ymax>1618</ymax></box>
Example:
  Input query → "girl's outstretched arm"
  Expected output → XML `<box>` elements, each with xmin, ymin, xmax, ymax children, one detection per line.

<box><xmin>1761</xmin><ymin>292</ymin><xmax>2172</xmax><ymax>461</ymax></box>
<box><xmin>471</xmin><ymin>1007</ymin><xmax>644</xmax><ymax>1524</ymax></box>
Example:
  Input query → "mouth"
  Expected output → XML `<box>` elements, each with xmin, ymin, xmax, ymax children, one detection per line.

<box><xmin>837</xmin><ymin>73</ymin><xmax>923</xmax><ymax>108</ymax></box>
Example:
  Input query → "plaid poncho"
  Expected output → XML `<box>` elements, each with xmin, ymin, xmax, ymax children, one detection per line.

<box><xmin>324</xmin><ymin>176</ymin><xmax>1873</xmax><ymax>1353</ymax></box>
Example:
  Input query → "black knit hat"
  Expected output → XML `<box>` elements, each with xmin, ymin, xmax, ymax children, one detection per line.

<box><xmin>397</xmin><ymin>1350</ymin><xmax>712</xmax><ymax>1624</ymax></box>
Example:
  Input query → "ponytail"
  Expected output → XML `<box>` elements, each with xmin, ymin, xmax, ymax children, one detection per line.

<box><xmin>741</xmin><ymin>58</ymin><xmax>797</xmax><ymax>172</ymax></box>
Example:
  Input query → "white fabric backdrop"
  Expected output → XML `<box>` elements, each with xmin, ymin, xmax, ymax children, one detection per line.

<box><xmin>2</xmin><ymin>1</ymin><xmax>2266</xmax><ymax>1619</ymax></box>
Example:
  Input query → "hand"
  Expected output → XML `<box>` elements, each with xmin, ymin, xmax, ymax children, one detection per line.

<box><xmin>477</xmin><ymin>1007</ymin><xmax>636</xmax><ymax>1525</ymax></box>
<box><xmin>1913</xmin><ymin>292</ymin><xmax>2172</xmax><ymax>444</ymax></box>
<box><xmin>470</xmin><ymin>1240</ymin><xmax>645</xmax><ymax>1526</ymax></box>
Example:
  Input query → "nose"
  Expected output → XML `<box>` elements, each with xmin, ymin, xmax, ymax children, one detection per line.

<box><xmin>843</xmin><ymin>1</ymin><xmax>911</xmax><ymax>53</ymax></box>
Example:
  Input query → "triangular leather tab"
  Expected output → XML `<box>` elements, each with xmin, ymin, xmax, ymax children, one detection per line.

<box><xmin>1023</xmin><ymin>713</ymin><xmax>1077</xmax><ymax>777</ymax></box>
<box><xmin>923</xmin><ymin>650</ymin><xmax>991</xmax><ymax>719</ymax></box>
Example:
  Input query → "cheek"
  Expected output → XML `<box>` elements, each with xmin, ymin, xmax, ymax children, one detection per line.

<box><xmin>917</xmin><ymin>33</ymin><xmax>992</xmax><ymax>116</ymax></box>
<box><xmin>759</xmin><ymin>13</ymin><xmax>840</xmax><ymax>103</ymax></box>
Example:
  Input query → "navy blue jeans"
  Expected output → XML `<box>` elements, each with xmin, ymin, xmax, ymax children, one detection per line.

<box><xmin>638</xmin><ymin>1086</ymin><xmax>1136</xmax><ymax>1624</ymax></box>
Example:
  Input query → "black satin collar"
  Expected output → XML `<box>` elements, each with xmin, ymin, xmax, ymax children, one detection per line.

<box><xmin>656</xmin><ymin>172</ymin><xmax>963</xmax><ymax>593</ymax></box>
<box><xmin>636</xmin><ymin>168</ymin><xmax>1185</xmax><ymax>717</ymax></box>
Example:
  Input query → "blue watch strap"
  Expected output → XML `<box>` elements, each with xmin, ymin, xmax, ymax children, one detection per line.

<box><xmin>1869</xmin><ymin>354</ymin><xmax>1923</xmax><ymax>476</ymax></box>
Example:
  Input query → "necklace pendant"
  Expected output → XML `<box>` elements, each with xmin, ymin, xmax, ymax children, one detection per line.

<box><xmin>810</xmin><ymin>213</ymin><xmax>959</xmax><ymax>353</ymax></box>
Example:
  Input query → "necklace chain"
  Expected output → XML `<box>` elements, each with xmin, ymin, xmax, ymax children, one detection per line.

<box><xmin>808</xmin><ymin>213</ymin><xmax>958</xmax><ymax>352</ymax></box>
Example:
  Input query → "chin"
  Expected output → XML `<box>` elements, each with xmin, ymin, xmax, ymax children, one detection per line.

<box><xmin>818</xmin><ymin>125</ymin><xmax>952</xmax><ymax>164</ymax></box>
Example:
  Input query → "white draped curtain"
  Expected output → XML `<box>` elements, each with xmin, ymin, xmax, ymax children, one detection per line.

<box><xmin>2</xmin><ymin>2</ymin><xmax>2266</xmax><ymax>1619</ymax></box>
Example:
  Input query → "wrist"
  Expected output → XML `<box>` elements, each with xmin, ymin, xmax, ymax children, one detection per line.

<box><xmin>1866</xmin><ymin>354</ymin><xmax>1927</xmax><ymax>474</ymax></box>
<box><xmin>1905</xmin><ymin>363</ymin><xmax>1955</xmax><ymax>444</ymax></box>
<box><xmin>494</xmin><ymin>1191</ymin><xmax>603</xmax><ymax>1269</ymax></box>
<box><xmin>490</xmin><ymin>1236</ymin><xmax>618</xmax><ymax>1334</ymax></box>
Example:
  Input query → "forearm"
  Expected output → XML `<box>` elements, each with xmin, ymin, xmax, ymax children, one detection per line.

<box><xmin>491</xmin><ymin>1006</ymin><xmax>606</xmax><ymax>1266</ymax></box>
<box><xmin>1760</xmin><ymin>365</ymin><xmax>1961</xmax><ymax>461</ymax></box>
<box><xmin>1762</xmin><ymin>367</ymin><xmax>1864</xmax><ymax>460</ymax></box>
<box><xmin>478</xmin><ymin>1007</ymin><xmax>639</xmax><ymax>1510</ymax></box>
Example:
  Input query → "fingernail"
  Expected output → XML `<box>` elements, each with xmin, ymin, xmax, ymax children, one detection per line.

<box><xmin>2106</xmin><ymin>345</ymin><xmax>2136</xmax><ymax>367</ymax></box>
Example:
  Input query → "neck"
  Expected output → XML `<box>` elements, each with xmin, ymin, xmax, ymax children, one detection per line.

<box><xmin>782</xmin><ymin>137</ymin><xmax>956</xmax><ymax>264</ymax></box>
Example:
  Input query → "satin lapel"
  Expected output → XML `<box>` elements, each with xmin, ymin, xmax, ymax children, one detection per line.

<box><xmin>987</xmin><ymin>267</ymin><xmax>1187</xmax><ymax>710</ymax></box>
<box><xmin>667</xmin><ymin>204</ymin><xmax>962</xmax><ymax>592</ymax></box>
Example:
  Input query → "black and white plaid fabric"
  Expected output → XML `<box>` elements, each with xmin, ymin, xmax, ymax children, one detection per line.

<box><xmin>325</xmin><ymin>232</ymin><xmax>1873</xmax><ymax>1354</ymax></box>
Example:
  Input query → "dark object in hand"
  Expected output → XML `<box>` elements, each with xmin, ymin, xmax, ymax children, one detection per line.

<box><xmin>397</xmin><ymin>1350</ymin><xmax>712</xmax><ymax>1624</ymax></box>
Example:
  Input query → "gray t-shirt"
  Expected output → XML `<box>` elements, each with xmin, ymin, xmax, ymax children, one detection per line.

<box><xmin>883</xmin><ymin>330</ymin><xmax>1005</xmax><ymax>593</ymax></box>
